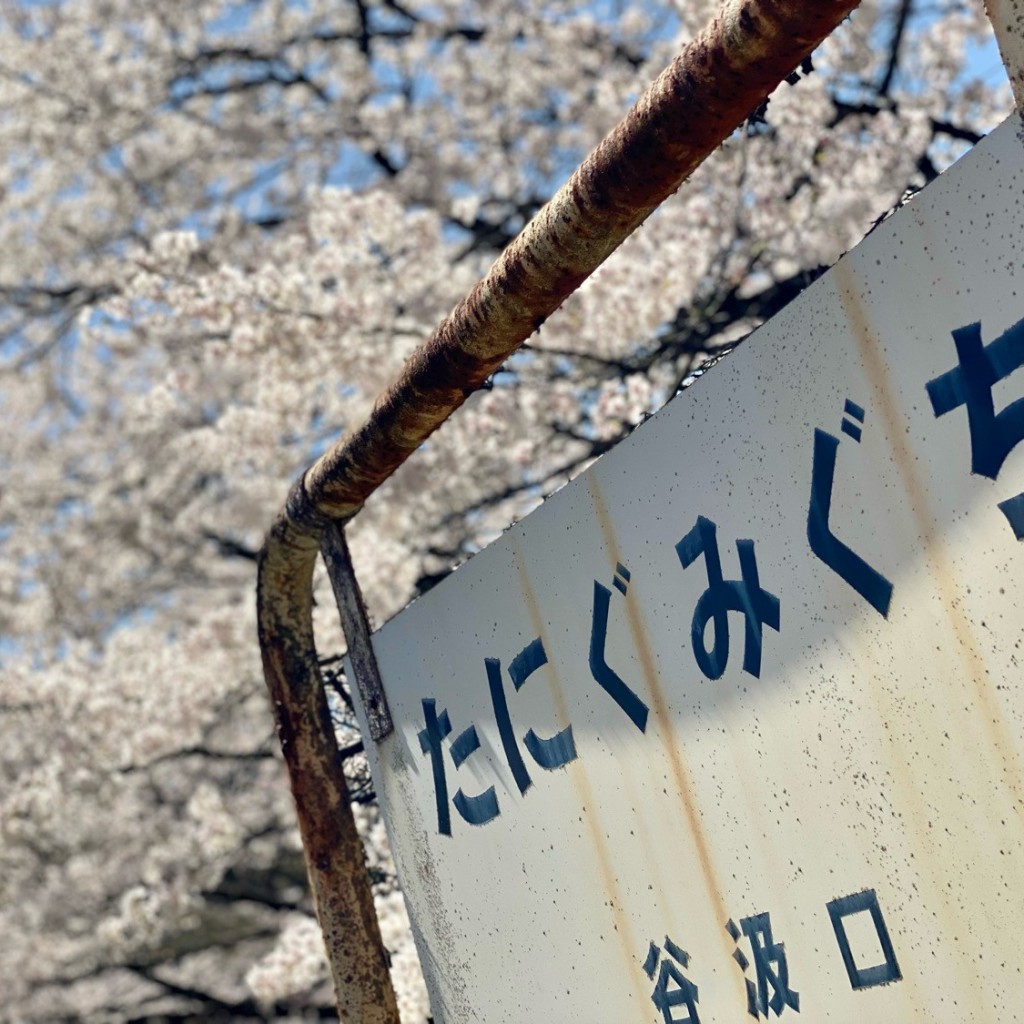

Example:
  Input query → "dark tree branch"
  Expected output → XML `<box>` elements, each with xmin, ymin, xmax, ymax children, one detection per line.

<box><xmin>831</xmin><ymin>100</ymin><xmax>984</xmax><ymax>148</ymax></box>
<box><xmin>119</xmin><ymin>745</ymin><xmax>275</xmax><ymax>775</ymax></box>
<box><xmin>169</xmin><ymin>62</ymin><xmax>332</xmax><ymax>105</ymax></box>
<box><xmin>930</xmin><ymin>117</ymin><xmax>984</xmax><ymax>146</ymax></box>
<box><xmin>879</xmin><ymin>0</ymin><xmax>914</xmax><ymax>97</ymax></box>
<box><xmin>203</xmin><ymin>530</ymin><xmax>260</xmax><ymax>562</ymax></box>
<box><xmin>128</xmin><ymin>964</ymin><xmax>270</xmax><ymax>1018</ymax></box>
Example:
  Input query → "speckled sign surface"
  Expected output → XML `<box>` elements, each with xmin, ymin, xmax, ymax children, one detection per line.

<box><xmin>348</xmin><ymin>112</ymin><xmax>1024</xmax><ymax>1023</ymax></box>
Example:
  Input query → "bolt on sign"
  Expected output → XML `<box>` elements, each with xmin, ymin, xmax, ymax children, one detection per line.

<box><xmin>346</xmin><ymin>112</ymin><xmax>1024</xmax><ymax>1023</ymax></box>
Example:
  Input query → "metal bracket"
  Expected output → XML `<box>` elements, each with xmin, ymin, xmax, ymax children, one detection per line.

<box><xmin>321</xmin><ymin>521</ymin><xmax>394</xmax><ymax>742</ymax></box>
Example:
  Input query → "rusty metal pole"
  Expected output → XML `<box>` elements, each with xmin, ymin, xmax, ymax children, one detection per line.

<box><xmin>255</xmin><ymin>2</ymin><xmax>863</xmax><ymax>1019</ymax></box>
<box><xmin>985</xmin><ymin>0</ymin><xmax>1024</xmax><ymax>108</ymax></box>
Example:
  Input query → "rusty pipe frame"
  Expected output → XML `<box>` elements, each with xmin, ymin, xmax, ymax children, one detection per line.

<box><xmin>256</xmin><ymin>1</ymin><xmax>863</xmax><ymax>1019</ymax></box>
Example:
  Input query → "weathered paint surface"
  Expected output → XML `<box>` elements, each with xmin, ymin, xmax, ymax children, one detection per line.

<box><xmin>351</xmin><ymin>113</ymin><xmax>1024</xmax><ymax>1024</ymax></box>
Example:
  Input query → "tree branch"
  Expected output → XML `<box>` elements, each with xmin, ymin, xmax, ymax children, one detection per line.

<box><xmin>879</xmin><ymin>0</ymin><xmax>913</xmax><ymax>97</ymax></box>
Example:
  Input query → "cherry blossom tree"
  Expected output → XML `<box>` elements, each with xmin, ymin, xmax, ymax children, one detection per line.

<box><xmin>0</xmin><ymin>1</ymin><xmax>1011</xmax><ymax>1020</ymax></box>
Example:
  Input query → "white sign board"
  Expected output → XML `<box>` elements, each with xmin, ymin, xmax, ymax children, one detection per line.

<box><xmin>349</xmin><ymin>113</ymin><xmax>1024</xmax><ymax>1024</ymax></box>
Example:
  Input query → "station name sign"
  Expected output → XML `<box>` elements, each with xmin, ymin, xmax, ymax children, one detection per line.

<box><xmin>349</xmin><ymin>113</ymin><xmax>1024</xmax><ymax>1023</ymax></box>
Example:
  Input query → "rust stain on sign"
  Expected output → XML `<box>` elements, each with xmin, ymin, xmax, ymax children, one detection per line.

<box><xmin>836</xmin><ymin>260</ymin><xmax>1024</xmax><ymax>818</ymax></box>
<box><xmin>511</xmin><ymin>539</ymin><xmax>652</xmax><ymax>1006</ymax></box>
<box><xmin>587</xmin><ymin>475</ymin><xmax>741</xmax><ymax>974</ymax></box>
